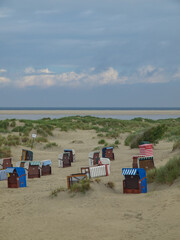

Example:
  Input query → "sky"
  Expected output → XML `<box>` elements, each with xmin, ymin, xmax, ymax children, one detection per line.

<box><xmin>0</xmin><ymin>0</ymin><xmax>180</xmax><ymax>107</ymax></box>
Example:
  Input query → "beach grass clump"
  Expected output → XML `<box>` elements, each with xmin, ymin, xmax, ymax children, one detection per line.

<box><xmin>146</xmin><ymin>168</ymin><xmax>157</xmax><ymax>183</ymax></box>
<box><xmin>50</xmin><ymin>187</ymin><xmax>66</xmax><ymax>197</ymax></box>
<box><xmin>5</xmin><ymin>135</ymin><xmax>20</xmax><ymax>146</ymax></box>
<box><xmin>9</xmin><ymin>120</ymin><xmax>16</xmax><ymax>128</ymax></box>
<box><xmin>44</xmin><ymin>142</ymin><xmax>58</xmax><ymax>149</ymax></box>
<box><xmin>105</xmin><ymin>131</ymin><xmax>119</xmax><ymax>138</ymax></box>
<box><xmin>69</xmin><ymin>179</ymin><xmax>91</xmax><ymax>193</ymax></box>
<box><xmin>147</xmin><ymin>156</ymin><xmax>180</xmax><ymax>184</ymax></box>
<box><xmin>12</xmin><ymin>125</ymin><xmax>33</xmax><ymax>136</ymax></box>
<box><xmin>21</xmin><ymin>136</ymin><xmax>30</xmax><ymax>143</ymax></box>
<box><xmin>98</xmin><ymin>139</ymin><xmax>107</xmax><ymax>145</ymax></box>
<box><xmin>111</xmin><ymin>143</ymin><xmax>119</xmax><ymax>149</ymax></box>
<box><xmin>0</xmin><ymin>135</ymin><xmax>6</xmax><ymax>146</ymax></box>
<box><xmin>36</xmin><ymin>136</ymin><xmax>48</xmax><ymax>143</ymax></box>
<box><xmin>106</xmin><ymin>181</ymin><xmax>115</xmax><ymax>189</ymax></box>
<box><xmin>172</xmin><ymin>141</ymin><xmax>180</xmax><ymax>151</ymax></box>
<box><xmin>36</xmin><ymin>124</ymin><xmax>54</xmax><ymax>136</ymax></box>
<box><xmin>36</xmin><ymin>127</ymin><xmax>48</xmax><ymax>137</ymax></box>
<box><xmin>93</xmin><ymin>146</ymin><xmax>101</xmax><ymax>151</ymax></box>
<box><xmin>0</xmin><ymin>146</ymin><xmax>11</xmax><ymax>158</ymax></box>
<box><xmin>94</xmin><ymin>178</ymin><xmax>101</xmax><ymax>183</ymax></box>
<box><xmin>0</xmin><ymin>120</ymin><xmax>9</xmax><ymax>130</ymax></box>
<box><xmin>97</xmin><ymin>133</ymin><xmax>104</xmax><ymax>137</ymax></box>
<box><xmin>114</xmin><ymin>140</ymin><xmax>120</xmax><ymax>145</ymax></box>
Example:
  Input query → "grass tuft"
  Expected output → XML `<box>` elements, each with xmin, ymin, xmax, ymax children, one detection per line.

<box><xmin>69</xmin><ymin>179</ymin><xmax>91</xmax><ymax>193</ymax></box>
<box><xmin>94</xmin><ymin>178</ymin><xmax>101</xmax><ymax>183</ymax></box>
<box><xmin>44</xmin><ymin>142</ymin><xmax>58</xmax><ymax>149</ymax></box>
<box><xmin>106</xmin><ymin>181</ymin><xmax>115</xmax><ymax>189</ymax></box>
<box><xmin>50</xmin><ymin>187</ymin><xmax>66</xmax><ymax>197</ymax></box>
<box><xmin>98</xmin><ymin>139</ymin><xmax>107</xmax><ymax>145</ymax></box>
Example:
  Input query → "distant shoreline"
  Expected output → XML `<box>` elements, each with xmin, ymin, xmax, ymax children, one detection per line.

<box><xmin>0</xmin><ymin>110</ymin><xmax>180</xmax><ymax>115</ymax></box>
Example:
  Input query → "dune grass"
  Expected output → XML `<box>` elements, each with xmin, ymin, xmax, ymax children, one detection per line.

<box><xmin>106</xmin><ymin>181</ymin><xmax>115</xmax><ymax>189</ymax></box>
<box><xmin>44</xmin><ymin>142</ymin><xmax>58</xmax><ymax>149</ymax></box>
<box><xmin>98</xmin><ymin>139</ymin><xmax>107</xmax><ymax>145</ymax></box>
<box><xmin>50</xmin><ymin>187</ymin><xmax>66</xmax><ymax>197</ymax></box>
<box><xmin>125</xmin><ymin>124</ymin><xmax>167</xmax><ymax>148</ymax></box>
<box><xmin>172</xmin><ymin>141</ymin><xmax>180</xmax><ymax>151</ymax></box>
<box><xmin>69</xmin><ymin>179</ymin><xmax>91</xmax><ymax>193</ymax></box>
<box><xmin>147</xmin><ymin>156</ymin><xmax>180</xmax><ymax>184</ymax></box>
<box><xmin>0</xmin><ymin>116</ymin><xmax>179</xmax><ymax>145</ymax></box>
<box><xmin>0</xmin><ymin>146</ymin><xmax>11</xmax><ymax>158</ymax></box>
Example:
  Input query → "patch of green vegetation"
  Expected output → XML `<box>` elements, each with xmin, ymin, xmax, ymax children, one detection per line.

<box><xmin>125</xmin><ymin>124</ymin><xmax>167</xmax><ymax>148</ymax></box>
<box><xmin>5</xmin><ymin>135</ymin><xmax>20</xmax><ymax>146</ymax></box>
<box><xmin>0</xmin><ymin>116</ymin><xmax>178</xmax><ymax>145</ymax></box>
<box><xmin>97</xmin><ymin>133</ymin><xmax>104</xmax><ymax>137</ymax></box>
<box><xmin>0</xmin><ymin>120</ymin><xmax>9</xmax><ymax>129</ymax></box>
<box><xmin>12</xmin><ymin>125</ymin><xmax>33</xmax><ymax>136</ymax></box>
<box><xmin>0</xmin><ymin>135</ymin><xmax>6</xmax><ymax>146</ymax></box>
<box><xmin>114</xmin><ymin>140</ymin><xmax>120</xmax><ymax>145</ymax></box>
<box><xmin>147</xmin><ymin>156</ymin><xmax>180</xmax><ymax>184</ymax></box>
<box><xmin>36</xmin><ymin>136</ymin><xmax>48</xmax><ymax>143</ymax></box>
<box><xmin>94</xmin><ymin>178</ymin><xmax>101</xmax><ymax>183</ymax></box>
<box><xmin>21</xmin><ymin>136</ymin><xmax>30</xmax><ymax>143</ymax></box>
<box><xmin>105</xmin><ymin>131</ymin><xmax>119</xmax><ymax>138</ymax></box>
<box><xmin>10</xmin><ymin>120</ymin><xmax>16</xmax><ymax>128</ymax></box>
<box><xmin>93</xmin><ymin>146</ymin><xmax>101</xmax><ymax>151</ymax></box>
<box><xmin>172</xmin><ymin>141</ymin><xmax>180</xmax><ymax>151</ymax></box>
<box><xmin>98</xmin><ymin>139</ymin><xmax>107</xmax><ymax>145</ymax></box>
<box><xmin>0</xmin><ymin>146</ymin><xmax>11</xmax><ymax>158</ymax></box>
<box><xmin>69</xmin><ymin>179</ymin><xmax>91</xmax><ymax>194</ymax></box>
<box><xmin>50</xmin><ymin>187</ymin><xmax>66</xmax><ymax>198</ymax></box>
<box><xmin>106</xmin><ymin>181</ymin><xmax>115</xmax><ymax>189</ymax></box>
<box><xmin>44</xmin><ymin>142</ymin><xmax>58</xmax><ymax>149</ymax></box>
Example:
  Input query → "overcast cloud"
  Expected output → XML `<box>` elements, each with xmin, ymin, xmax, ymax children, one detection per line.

<box><xmin>0</xmin><ymin>0</ymin><xmax>180</xmax><ymax>107</ymax></box>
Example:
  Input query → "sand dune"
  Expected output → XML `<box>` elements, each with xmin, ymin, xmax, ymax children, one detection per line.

<box><xmin>0</xmin><ymin>130</ymin><xmax>180</xmax><ymax>240</ymax></box>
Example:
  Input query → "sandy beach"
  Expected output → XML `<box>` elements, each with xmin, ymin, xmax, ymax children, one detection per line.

<box><xmin>0</xmin><ymin>110</ymin><xmax>180</xmax><ymax>116</ymax></box>
<box><xmin>0</xmin><ymin>129</ymin><xmax>180</xmax><ymax>240</ymax></box>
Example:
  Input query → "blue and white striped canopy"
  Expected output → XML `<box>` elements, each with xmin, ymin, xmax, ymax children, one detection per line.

<box><xmin>122</xmin><ymin>168</ymin><xmax>146</xmax><ymax>180</ymax></box>
<box><xmin>122</xmin><ymin>168</ymin><xmax>137</xmax><ymax>175</ymax></box>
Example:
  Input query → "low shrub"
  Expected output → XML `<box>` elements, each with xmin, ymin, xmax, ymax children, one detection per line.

<box><xmin>125</xmin><ymin>124</ymin><xmax>167</xmax><ymax>148</ymax></box>
<box><xmin>98</xmin><ymin>139</ymin><xmax>107</xmax><ymax>144</ymax></box>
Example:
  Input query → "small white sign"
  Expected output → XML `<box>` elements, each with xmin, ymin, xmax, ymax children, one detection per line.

<box><xmin>32</xmin><ymin>134</ymin><xmax>37</xmax><ymax>138</ymax></box>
